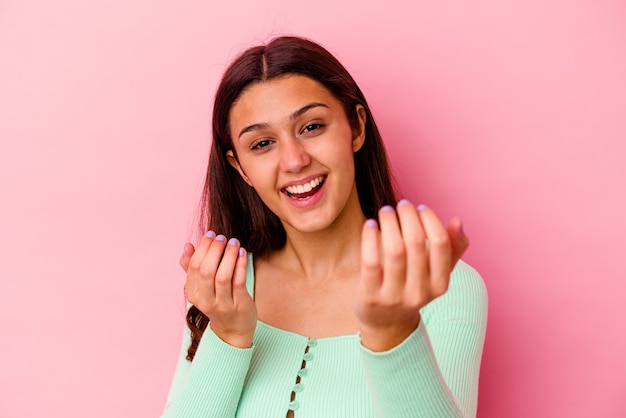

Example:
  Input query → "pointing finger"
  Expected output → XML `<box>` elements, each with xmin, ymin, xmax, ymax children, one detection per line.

<box><xmin>214</xmin><ymin>238</ymin><xmax>240</xmax><ymax>302</ymax></box>
<box><xmin>232</xmin><ymin>247</ymin><xmax>250</xmax><ymax>302</ymax></box>
<box><xmin>418</xmin><ymin>205</ymin><xmax>452</xmax><ymax>296</ymax></box>
<box><xmin>395</xmin><ymin>200</ymin><xmax>428</xmax><ymax>294</ymax></box>
<box><xmin>378</xmin><ymin>205</ymin><xmax>407</xmax><ymax>295</ymax></box>
<box><xmin>360</xmin><ymin>219</ymin><xmax>382</xmax><ymax>294</ymax></box>
<box><xmin>188</xmin><ymin>230</ymin><xmax>216</xmax><ymax>273</ymax></box>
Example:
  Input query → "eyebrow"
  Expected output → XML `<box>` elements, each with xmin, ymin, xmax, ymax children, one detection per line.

<box><xmin>238</xmin><ymin>102</ymin><xmax>329</xmax><ymax>139</ymax></box>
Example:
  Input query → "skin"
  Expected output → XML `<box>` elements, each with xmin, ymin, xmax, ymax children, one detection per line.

<box><xmin>181</xmin><ymin>74</ymin><xmax>469</xmax><ymax>351</ymax></box>
<box><xmin>227</xmin><ymin>74</ymin><xmax>367</xmax><ymax>237</ymax></box>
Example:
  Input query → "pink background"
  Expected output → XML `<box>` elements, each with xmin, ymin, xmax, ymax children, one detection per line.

<box><xmin>1</xmin><ymin>0</ymin><xmax>625</xmax><ymax>416</ymax></box>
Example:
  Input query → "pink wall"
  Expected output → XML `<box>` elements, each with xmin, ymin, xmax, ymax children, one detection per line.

<box><xmin>1</xmin><ymin>0</ymin><xmax>625</xmax><ymax>416</ymax></box>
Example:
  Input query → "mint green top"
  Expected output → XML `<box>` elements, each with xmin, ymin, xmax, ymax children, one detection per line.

<box><xmin>163</xmin><ymin>255</ymin><xmax>487</xmax><ymax>417</ymax></box>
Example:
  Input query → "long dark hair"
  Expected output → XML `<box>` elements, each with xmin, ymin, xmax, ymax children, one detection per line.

<box><xmin>186</xmin><ymin>36</ymin><xmax>399</xmax><ymax>361</ymax></box>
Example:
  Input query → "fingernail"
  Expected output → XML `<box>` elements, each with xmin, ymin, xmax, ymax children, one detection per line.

<box><xmin>398</xmin><ymin>199</ymin><xmax>411</xmax><ymax>207</ymax></box>
<box><xmin>238</xmin><ymin>247</ymin><xmax>246</xmax><ymax>257</ymax></box>
<box><xmin>205</xmin><ymin>230</ymin><xmax>215</xmax><ymax>238</ymax></box>
<box><xmin>417</xmin><ymin>204</ymin><xmax>428</xmax><ymax>212</ymax></box>
<box><xmin>365</xmin><ymin>219</ymin><xmax>378</xmax><ymax>228</ymax></box>
<box><xmin>228</xmin><ymin>238</ymin><xmax>239</xmax><ymax>246</ymax></box>
<box><xmin>215</xmin><ymin>234</ymin><xmax>226</xmax><ymax>242</ymax></box>
<box><xmin>460</xmin><ymin>223</ymin><xmax>465</xmax><ymax>235</ymax></box>
<box><xmin>381</xmin><ymin>205</ymin><xmax>394</xmax><ymax>212</ymax></box>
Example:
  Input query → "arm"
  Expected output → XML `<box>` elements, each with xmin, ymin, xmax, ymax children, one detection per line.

<box><xmin>162</xmin><ymin>320</ymin><xmax>254</xmax><ymax>418</ymax></box>
<box><xmin>163</xmin><ymin>233</ymin><xmax>257</xmax><ymax>417</ymax></box>
<box><xmin>354</xmin><ymin>202</ymin><xmax>487</xmax><ymax>417</ymax></box>
<box><xmin>359</xmin><ymin>261</ymin><xmax>488</xmax><ymax>417</ymax></box>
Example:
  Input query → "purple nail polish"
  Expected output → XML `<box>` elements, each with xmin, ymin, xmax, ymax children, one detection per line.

<box><xmin>381</xmin><ymin>205</ymin><xmax>394</xmax><ymax>212</ymax></box>
<box><xmin>215</xmin><ymin>234</ymin><xmax>226</xmax><ymax>242</ymax></box>
<box><xmin>417</xmin><ymin>204</ymin><xmax>428</xmax><ymax>212</ymax></box>
<box><xmin>205</xmin><ymin>230</ymin><xmax>216</xmax><ymax>238</ymax></box>
<box><xmin>365</xmin><ymin>219</ymin><xmax>378</xmax><ymax>228</ymax></box>
<box><xmin>238</xmin><ymin>247</ymin><xmax>246</xmax><ymax>257</ymax></box>
<box><xmin>398</xmin><ymin>199</ymin><xmax>411</xmax><ymax>207</ymax></box>
<box><xmin>228</xmin><ymin>238</ymin><xmax>239</xmax><ymax>246</ymax></box>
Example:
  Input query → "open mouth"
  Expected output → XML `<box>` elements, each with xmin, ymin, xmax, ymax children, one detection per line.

<box><xmin>282</xmin><ymin>175</ymin><xmax>326</xmax><ymax>200</ymax></box>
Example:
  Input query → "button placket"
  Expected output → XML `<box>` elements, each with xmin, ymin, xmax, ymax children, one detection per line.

<box><xmin>288</xmin><ymin>338</ymin><xmax>317</xmax><ymax>413</ymax></box>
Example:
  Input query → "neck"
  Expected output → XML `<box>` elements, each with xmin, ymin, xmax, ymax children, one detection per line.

<box><xmin>275</xmin><ymin>198</ymin><xmax>366</xmax><ymax>283</ymax></box>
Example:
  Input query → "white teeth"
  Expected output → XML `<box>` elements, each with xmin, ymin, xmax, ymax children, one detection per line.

<box><xmin>285</xmin><ymin>176</ymin><xmax>324</xmax><ymax>195</ymax></box>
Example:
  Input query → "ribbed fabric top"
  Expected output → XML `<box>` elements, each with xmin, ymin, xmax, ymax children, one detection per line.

<box><xmin>163</xmin><ymin>255</ymin><xmax>487</xmax><ymax>418</ymax></box>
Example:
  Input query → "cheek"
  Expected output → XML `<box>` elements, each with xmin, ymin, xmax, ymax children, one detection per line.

<box><xmin>237</xmin><ymin>159</ymin><xmax>274</xmax><ymax>190</ymax></box>
<box><xmin>326</xmin><ymin>139</ymin><xmax>357</xmax><ymax>169</ymax></box>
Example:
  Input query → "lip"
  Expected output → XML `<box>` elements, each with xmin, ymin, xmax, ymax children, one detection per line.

<box><xmin>279</xmin><ymin>173</ymin><xmax>327</xmax><ymax>190</ymax></box>
<box><xmin>280</xmin><ymin>174</ymin><xmax>327</xmax><ymax>209</ymax></box>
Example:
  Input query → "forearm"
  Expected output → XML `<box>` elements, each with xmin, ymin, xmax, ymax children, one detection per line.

<box><xmin>162</xmin><ymin>325</ymin><xmax>253</xmax><ymax>418</ymax></box>
<box><xmin>360</xmin><ymin>322</ymin><xmax>464</xmax><ymax>417</ymax></box>
<box><xmin>359</xmin><ymin>261</ymin><xmax>487</xmax><ymax>418</ymax></box>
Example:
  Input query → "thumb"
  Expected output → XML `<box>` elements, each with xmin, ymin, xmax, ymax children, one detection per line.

<box><xmin>447</xmin><ymin>217</ymin><xmax>469</xmax><ymax>268</ymax></box>
<box><xmin>179</xmin><ymin>243</ymin><xmax>195</xmax><ymax>273</ymax></box>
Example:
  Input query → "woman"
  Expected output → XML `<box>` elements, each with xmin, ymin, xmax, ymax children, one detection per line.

<box><xmin>163</xmin><ymin>36</ymin><xmax>487</xmax><ymax>418</ymax></box>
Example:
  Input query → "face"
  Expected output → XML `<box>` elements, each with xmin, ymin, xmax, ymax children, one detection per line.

<box><xmin>226</xmin><ymin>74</ymin><xmax>367</xmax><ymax>235</ymax></box>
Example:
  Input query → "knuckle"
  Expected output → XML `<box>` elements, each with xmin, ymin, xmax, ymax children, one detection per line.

<box><xmin>434</xmin><ymin>281</ymin><xmax>450</xmax><ymax>295</ymax></box>
<box><xmin>232</xmin><ymin>279</ymin><xmax>246</xmax><ymax>289</ymax></box>
<box><xmin>188</xmin><ymin>259</ymin><xmax>202</xmax><ymax>271</ymax></box>
<box><xmin>355</xmin><ymin>287</ymin><xmax>377</xmax><ymax>302</ymax></box>
<box><xmin>428</xmin><ymin>282</ymin><xmax>448</xmax><ymax>299</ymax></box>
<box><xmin>362</xmin><ymin>258</ymin><xmax>380</xmax><ymax>270</ymax></box>
<box><xmin>404</xmin><ymin>235</ymin><xmax>425</xmax><ymax>250</ymax></box>
<box><xmin>185</xmin><ymin>291</ymin><xmax>198</xmax><ymax>304</ymax></box>
<box><xmin>360</xmin><ymin>294</ymin><xmax>379</xmax><ymax>306</ymax></box>
<box><xmin>408</xmin><ymin>292</ymin><xmax>427</xmax><ymax>308</ymax></box>
<box><xmin>198</xmin><ymin>266</ymin><xmax>215</xmax><ymax>278</ymax></box>
<box><xmin>197</xmin><ymin>304</ymin><xmax>211</xmax><ymax>316</ymax></box>
<box><xmin>429</xmin><ymin>234</ymin><xmax>450</xmax><ymax>248</ymax></box>
<box><xmin>385</xmin><ymin>244</ymin><xmax>406</xmax><ymax>260</ymax></box>
<box><xmin>406</xmin><ymin>296</ymin><xmax>420</xmax><ymax>308</ymax></box>
<box><xmin>214</xmin><ymin>273</ymin><xmax>232</xmax><ymax>286</ymax></box>
<box><xmin>387</xmin><ymin>295</ymin><xmax>404</xmax><ymax>308</ymax></box>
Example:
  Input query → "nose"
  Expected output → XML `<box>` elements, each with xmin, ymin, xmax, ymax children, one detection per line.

<box><xmin>279</xmin><ymin>138</ymin><xmax>311</xmax><ymax>173</ymax></box>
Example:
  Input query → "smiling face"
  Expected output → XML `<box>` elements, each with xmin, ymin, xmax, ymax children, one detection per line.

<box><xmin>226</xmin><ymin>74</ymin><xmax>367</xmax><ymax>236</ymax></box>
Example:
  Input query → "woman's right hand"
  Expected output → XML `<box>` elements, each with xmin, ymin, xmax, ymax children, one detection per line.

<box><xmin>179</xmin><ymin>232</ymin><xmax>257</xmax><ymax>349</ymax></box>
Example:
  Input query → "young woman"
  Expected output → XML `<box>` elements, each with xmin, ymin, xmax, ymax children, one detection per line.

<box><xmin>162</xmin><ymin>36</ymin><xmax>487</xmax><ymax>418</ymax></box>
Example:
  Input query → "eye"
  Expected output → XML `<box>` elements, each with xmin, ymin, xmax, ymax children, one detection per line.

<box><xmin>301</xmin><ymin>123</ymin><xmax>325</xmax><ymax>135</ymax></box>
<box><xmin>250</xmin><ymin>139</ymin><xmax>274</xmax><ymax>151</ymax></box>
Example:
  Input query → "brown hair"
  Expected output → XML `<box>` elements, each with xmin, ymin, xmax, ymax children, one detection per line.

<box><xmin>186</xmin><ymin>36</ymin><xmax>399</xmax><ymax>361</ymax></box>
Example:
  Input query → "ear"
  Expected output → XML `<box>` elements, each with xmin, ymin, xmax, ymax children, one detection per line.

<box><xmin>226</xmin><ymin>150</ymin><xmax>253</xmax><ymax>187</ymax></box>
<box><xmin>352</xmin><ymin>105</ymin><xmax>367</xmax><ymax>152</ymax></box>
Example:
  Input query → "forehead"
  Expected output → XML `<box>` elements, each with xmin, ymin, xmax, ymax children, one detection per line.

<box><xmin>229</xmin><ymin>75</ymin><xmax>340</xmax><ymax>126</ymax></box>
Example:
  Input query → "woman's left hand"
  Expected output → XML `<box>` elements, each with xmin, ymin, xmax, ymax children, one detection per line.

<box><xmin>353</xmin><ymin>200</ymin><xmax>469</xmax><ymax>352</ymax></box>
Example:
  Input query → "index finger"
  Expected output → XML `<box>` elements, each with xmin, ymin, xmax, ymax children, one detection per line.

<box><xmin>417</xmin><ymin>205</ymin><xmax>452</xmax><ymax>296</ymax></box>
<box><xmin>360</xmin><ymin>219</ymin><xmax>382</xmax><ymax>294</ymax></box>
